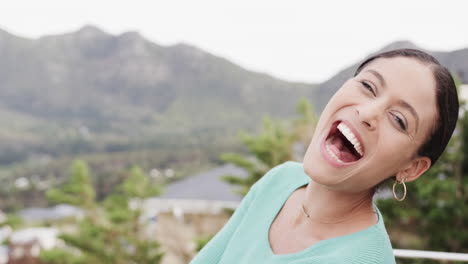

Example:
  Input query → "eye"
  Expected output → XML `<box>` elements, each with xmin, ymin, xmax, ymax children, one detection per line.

<box><xmin>360</xmin><ymin>81</ymin><xmax>376</xmax><ymax>96</ymax></box>
<box><xmin>391</xmin><ymin>112</ymin><xmax>407</xmax><ymax>131</ymax></box>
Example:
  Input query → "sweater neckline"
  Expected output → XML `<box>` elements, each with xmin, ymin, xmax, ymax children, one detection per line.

<box><xmin>265</xmin><ymin>169</ymin><xmax>383</xmax><ymax>259</ymax></box>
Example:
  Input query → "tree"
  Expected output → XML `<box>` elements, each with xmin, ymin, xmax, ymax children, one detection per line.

<box><xmin>40</xmin><ymin>162</ymin><xmax>164</xmax><ymax>264</ymax></box>
<box><xmin>46</xmin><ymin>160</ymin><xmax>96</xmax><ymax>210</ymax></box>
<box><xmin>220</xmin><ymin>97</ymin><xmax>317</xmax><ymax>195</ymax></box>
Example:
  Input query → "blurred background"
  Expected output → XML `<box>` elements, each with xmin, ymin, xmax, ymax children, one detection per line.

<box><xmin>0</xmin><ymin>0</ymin><xmax>466</xmax><ymax>263</ymax></box>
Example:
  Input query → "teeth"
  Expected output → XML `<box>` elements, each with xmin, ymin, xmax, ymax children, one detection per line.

<box><xmin>337</xmin><ymin>122</ymin><xmax>364</xmax><ymax>156</ymax></box>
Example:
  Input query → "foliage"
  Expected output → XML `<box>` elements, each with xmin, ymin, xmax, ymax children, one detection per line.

<box><xmin>293</xmin><ymin>97</ymin><xmax>319</xmax><ymax>147</ymax></box>
<box><xmin>40</xmin><ymin>248</ymin><xmax>85</xmax><ymax>264</ymax></box>
<box><xmin>220</xmin><ymin>97</ymin><xmax>317</xmax><ymax>195</ymax></box>
<box><xmin>0</xmin><ymin>148</ymin><xmax>215</xmax><ymax>211</ymax></box>
<box><xmin>194</xmin><ymin>234</ymin><xmax>215</xmax><ymax>252</ymax></box>
<box><xmin>39</xmin><ymin>160</ymin><xmax>164</xmax><ymax>264</ymax></box>
<box><xmin>46</xmin><ymin>160</ymin><xmax>96</xmax><ymax>209</ymax></box>
<box><xmin>0</xmin><ymin>213</ymin><xmax>23</xmax><ymax>229</ymax></box>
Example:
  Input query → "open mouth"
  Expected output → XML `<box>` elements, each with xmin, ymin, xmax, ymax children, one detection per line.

<box><xmin>324</xmin><ymin>121</ymin><xmax>364</xmax><ymax>164</ymax></box>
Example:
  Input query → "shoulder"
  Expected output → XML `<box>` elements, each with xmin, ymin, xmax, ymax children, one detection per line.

<box><xmin>251</xmin><ymin>161</ymin><xmax>309</xmax><ymax>193</ymax></box>
<box><xmin>344</xmin><ymin>221</ymin><xmax>396</xmax><ymax>264</ymax></box>
<box><xmin>255</xmin><ymin>160</ymin><xmax>303</xmax><ymax>182</ymax></box>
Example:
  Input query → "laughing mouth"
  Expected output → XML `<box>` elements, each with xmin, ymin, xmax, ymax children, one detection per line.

<box><xmin>324</xmin><ymin>121</ymin><xmax>364</xmax><ymax>164</ymax></box>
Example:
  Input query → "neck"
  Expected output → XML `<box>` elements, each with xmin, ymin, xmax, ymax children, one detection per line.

<box><xmin>298</xmin><ymin>181</ymin><xmax>375</xmax><ymax>225</ymax></box>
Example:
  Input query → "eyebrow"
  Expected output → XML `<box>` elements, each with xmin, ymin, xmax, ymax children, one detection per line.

<box><xmin>364</xmin><ymin>69</ymin><xmax>420</xmax><ymax>133</ymax></box>
<box><xmin>397</xmin><ymin>99</ymin><xmax>420</xmax><ymax>133</ymax></box>
<box><xmin>364</xmin><ymin>69</ymin><xmax>387</xmax><ymax>88</ymax></box>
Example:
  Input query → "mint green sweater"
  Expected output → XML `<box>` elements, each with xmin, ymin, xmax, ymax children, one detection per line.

<box><xmin>190</xmin><ymin>161</ymin><xmax>396</xmax><ymax>264</ymax></box>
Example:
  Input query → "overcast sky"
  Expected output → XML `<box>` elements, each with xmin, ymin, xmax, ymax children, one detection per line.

<box><xmin>0</xmin><ymin>0</ymin><xmax>467</xmax><ymax>83</ymax></box>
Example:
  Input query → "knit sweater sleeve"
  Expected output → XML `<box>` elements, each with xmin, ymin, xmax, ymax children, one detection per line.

<box><xmin>189</xmin><ymin>162</ymin><xmax>285</xmax><ymax>264</ymax></box>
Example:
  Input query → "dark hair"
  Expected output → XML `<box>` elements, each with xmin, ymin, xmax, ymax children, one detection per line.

<box><xmin>354</xmin><ymin>48</ymin><xmax>459</xmax><ymax>167</ymax></box>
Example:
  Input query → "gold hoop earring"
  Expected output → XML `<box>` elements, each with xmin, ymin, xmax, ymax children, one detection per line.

<box><xmin>393</xmin><ymin>178</ymin><xmax>407</xmax><ymax>201</ymax></box>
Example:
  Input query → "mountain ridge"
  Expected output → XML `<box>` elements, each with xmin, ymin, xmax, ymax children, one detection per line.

<box><xmin>0</xmin><ymin>25</ymin><xmax>315</xmax><ymax>165</ymax></box>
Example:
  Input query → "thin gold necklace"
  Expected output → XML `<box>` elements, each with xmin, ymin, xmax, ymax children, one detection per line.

<box><xmin>301</xmin><ymin>203</ymin><xmax>377</xmax><ymax>225</ymax></box>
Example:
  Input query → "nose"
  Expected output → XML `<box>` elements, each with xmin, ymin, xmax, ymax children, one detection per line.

<box><xmin>355</xmin><ymin>101</ymin><xmax>382</xmax><ymax>131</ymax></box>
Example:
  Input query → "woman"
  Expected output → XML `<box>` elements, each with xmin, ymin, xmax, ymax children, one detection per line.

<box><xmin>190</xmin><ymin>49</ymin><xmax>459</xmax><ymax>263</ymax></box>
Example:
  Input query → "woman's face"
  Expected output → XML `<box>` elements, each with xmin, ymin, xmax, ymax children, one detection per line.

<box><xmin>303</xmin><ymin>57</ymin><xmax>437</xmax><ymax>193</ymax></box>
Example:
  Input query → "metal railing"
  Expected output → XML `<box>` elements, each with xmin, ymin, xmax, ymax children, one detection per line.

<box><xmin>394</xmin><ymin>249</ymin><xmax>468</xmax><ymax>262</ymax></box>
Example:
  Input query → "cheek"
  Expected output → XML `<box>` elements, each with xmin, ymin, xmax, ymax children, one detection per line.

<box><xmin>372</xmin><ymin>128</ymin><xmax>416</xmax><ymax>171</ymax></box>
<box><xmin>318</xmin><ymin>84</ymin><xmax>356</xmax><ymax>120</ymax></box>
<box><xmin>329</xmin><ymin>83</ymin><xmax>356</xmax><ymax>103</ymax></box>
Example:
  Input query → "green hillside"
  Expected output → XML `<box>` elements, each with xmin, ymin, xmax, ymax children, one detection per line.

<box><xmin>0</xmin><ymin>25</ymin><xmax>316</xmax><ymax>166</ymax></box>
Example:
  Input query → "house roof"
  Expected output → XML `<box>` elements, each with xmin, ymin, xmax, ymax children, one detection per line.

<box><xmin>159</xmin><ymin>164</ymin><xmax>246</xmax><ymax>202</ymax></box>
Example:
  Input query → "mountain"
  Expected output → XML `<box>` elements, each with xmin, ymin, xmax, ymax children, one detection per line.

<box><xmin>0</xmin><ymin>25</ymin><xmax>316</xmax><ymax>165</ymax></box>
<box><xmin>0</xmin><ymin>26</ymin><xmax>467</xmax><ymax>166</ymax></box>
<box><xmin>314</xmin><ymin>40</ymin><xmax>468</xmax><ymax>109</ymax></box>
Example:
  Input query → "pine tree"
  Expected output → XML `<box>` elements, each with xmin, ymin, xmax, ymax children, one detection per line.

<box><xmin>40</xmin><ymin>162</ymin><xmax>164</xmax><ymax>264</ymax></box>
<box><xmin>221</xmin><ymin>97</ymin><xmax>317</xmax><ymax>195</ymax></box>
<box><xmin>46</xmin><ymin>160</ymin><xmax>96</xmax><ymax>210</ymax></box>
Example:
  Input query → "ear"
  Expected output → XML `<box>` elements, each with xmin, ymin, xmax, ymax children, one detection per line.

<box><xmin>395</xmin><ymin>156</ymin><xmax>431</xmax><ymax>183</ymax></box>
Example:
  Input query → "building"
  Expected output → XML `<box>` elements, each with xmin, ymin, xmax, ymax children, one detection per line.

<box><xmin>143</xmin><ymin>163</ymin><xmax>246</xmax><ymax>264</ymax></box>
